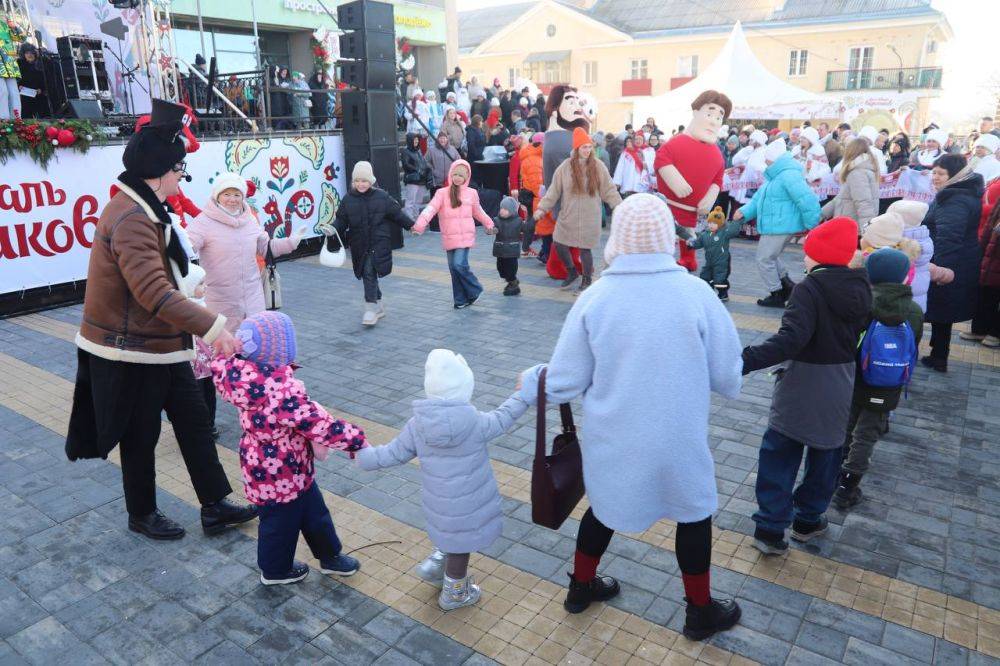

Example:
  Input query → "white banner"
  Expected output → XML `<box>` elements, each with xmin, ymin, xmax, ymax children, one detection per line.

<box><xmin>0</xmin><ymin>134</ymin><xmax>347</xmax><ymax>294</ymax></box>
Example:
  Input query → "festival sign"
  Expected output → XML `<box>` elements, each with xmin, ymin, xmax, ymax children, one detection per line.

<box><xmin>0</xmin><ymin>134</ymin><xmax>347</xmax><ymax>295</ymax></box>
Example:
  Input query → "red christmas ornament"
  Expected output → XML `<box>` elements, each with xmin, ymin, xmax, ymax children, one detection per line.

<box><xmin>57</xmin><ymin>129</ymin><xmax>76</xmax><ymax>146</ymax></box>
<box><xmin>45</xmin><ymin>126</ymin><xmax>59</xmax><ymax>140</ymax></box>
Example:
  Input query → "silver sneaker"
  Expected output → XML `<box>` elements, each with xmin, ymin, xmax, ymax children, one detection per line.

<box><xmin>438</xmin><ymin>574</ymin><xmax>481</xmax><ymax>611</ymax></box>
<box><xmin>414</xmin><ymin>549</ymin><xmax>445</xmax><ymax>587</ymax></box>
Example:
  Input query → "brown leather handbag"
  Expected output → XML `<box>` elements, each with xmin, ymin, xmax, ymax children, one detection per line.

<box><xmin>531</xmin><ymin>368</ymin><xmax>585</xmax><ymax>530</ymax></box>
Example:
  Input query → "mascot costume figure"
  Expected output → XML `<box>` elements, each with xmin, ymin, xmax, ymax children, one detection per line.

<box><xmin>654</xmin><ymin>90</ymin><xmax>733</xmax><ymax>272</ymax></box>
<box><xmin>541</xmin><ymin>85</ymin><xmax>590</xmax><ymax>279</ymax></box>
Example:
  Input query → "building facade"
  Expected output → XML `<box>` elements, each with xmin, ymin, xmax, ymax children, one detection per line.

<box><xmin>458</xmin><ymin>0</ymin><xmax>951</xmax><ymax>133</ymax></box>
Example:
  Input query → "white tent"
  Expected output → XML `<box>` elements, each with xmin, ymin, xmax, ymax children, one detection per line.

<box><xmin>632</xmin><ymin>22</ymin><xmax>839</xmax><ymax>127</ymax></box>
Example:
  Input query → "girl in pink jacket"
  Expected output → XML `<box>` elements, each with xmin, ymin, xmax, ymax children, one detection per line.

<box><xmin>212</xmin><ymin>311</ymin><xmax>369</xmax><ymax>585</ymax></box>
<box><xmin>413</xmin><ymin>160</ymin><xmax>496</xmax><ymax>308</ymax></box>
<box><xmin>187</xmin><ymin>173</ymin><xmax>304</xmax><ymax>334</ymax></box>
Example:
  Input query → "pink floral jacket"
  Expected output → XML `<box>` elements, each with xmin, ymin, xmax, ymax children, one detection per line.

<box><xmin>211</xmin><ymin>356</ymin><xmax>368</xmax><ymax>505</ymax></box>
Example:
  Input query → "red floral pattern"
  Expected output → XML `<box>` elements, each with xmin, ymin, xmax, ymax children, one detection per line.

<box><xmin>212</xmin><ymin>356</ymin><xmax>368</xmax><ymax>506</ymax></box>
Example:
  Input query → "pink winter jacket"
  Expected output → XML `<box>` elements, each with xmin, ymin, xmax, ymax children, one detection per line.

<box><xmin>212</xmin><ymin>356</ymin><xmax>368</xmax><ymax>506</ymax></box>
<box><xmin>413</xmin><ymin>160</ymin><xmax>495</xmax><ymax>250</ymax></box>
<box><xmin>188</xmin><ymin>199</ymin><xmax>298</xmax><ymax>333</ymax></box>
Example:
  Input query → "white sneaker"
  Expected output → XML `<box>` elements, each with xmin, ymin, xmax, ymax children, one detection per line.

<box><xmin>375</xmin><ymin>300</ymin><xmax>386</xmax><ymax>320</ymax></box>
<box><xmin>414</xmin><ymin>549</ymin><xmax>445</xmax><ymax>587</ymax></box>
<box><xmin>438</xmin><ymin>574</ymin><xmax>481</xmax><ymax>611</ymax></box>
<box><xmin>983</xmin><ymin>335</ymin><xmax>1000</xmax><ymax>348</ymax></box>
<box><xmin>362</xmin><ymin>303</ymin><xmax>378</xmax><ymax>326</ymax></box>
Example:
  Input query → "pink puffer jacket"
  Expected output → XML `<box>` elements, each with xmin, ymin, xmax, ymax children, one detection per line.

<box><xmin>413</xmin><ymin>160</ymin><xmax>495</xmax><ymax>250</ymax></box>
<box><xmin>188</xmin><ymin>199</ymin><xmax>298</xmax><ymax>333</ymax></box>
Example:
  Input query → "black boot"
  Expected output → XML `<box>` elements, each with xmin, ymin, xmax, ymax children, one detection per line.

<box><xmin>779</xmin><ymin>275</ymin><xmax>796</xmax><ymax>300</ymax></box>
<box><xmin>833</xmin><ymin>473</ymin><xmax>863</xmax><ymax>510</ymax></box>
<box><xmin>682</xmin><ymin>598</ymin><xmax>742</xmax><ymax>641</ymax></box>
<box><xmin>756</xmin><ymin>290</ymin><xmax>786</xmax><ymax>308</ymax></box>
<box><xmin>920</xmin><ymin>355</ymin><xmax>947</xmax><ymax>373</ymax></box>
<box><xmin>201</xmin><ymin>497</ymin><xmax>258</xmax><ymax>536</ymax></box>
<box><xmin>129</xmin><ymin>510</ymin><xmax>185</xmax><ymax>540</ymax></box>
<box><xmin>503</xmin><ymin>280</ymin><xmax>520</xmax><ymax>296</ymax></box>
<box><xmin>715</xmin><ymin>283</ymin><xmax>729</xmax><ymax>302</ymax></box>
<box><xmin>563</xmin><ymin>573</ymin><xmax>620</xmax><ymax>614</ymax></box>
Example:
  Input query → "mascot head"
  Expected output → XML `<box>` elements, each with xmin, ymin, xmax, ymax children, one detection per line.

<box><xmin>545</xmin><ymin>85</ymin><xmax>589</xmax><ymax>132</ymax></box>
<box><xmin>686</xmin><ymin>90</ymin><xmax>732</xmax><ymax>144</ymax></box>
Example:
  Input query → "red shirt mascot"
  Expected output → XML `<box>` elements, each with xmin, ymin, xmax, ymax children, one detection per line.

<box><xmin>654</xmin><ymin>90</ymin><xmax>733</xmax><ymax>272</ymax></box>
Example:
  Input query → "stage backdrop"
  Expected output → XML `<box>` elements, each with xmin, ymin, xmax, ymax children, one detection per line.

<box><xmin>0</xmin><ymin>134</ymin><xmax>347</xmax><ymax>295</ymax></box>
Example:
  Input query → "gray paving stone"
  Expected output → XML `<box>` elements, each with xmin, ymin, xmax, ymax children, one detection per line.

<box><xmin>794</xmin><ymin>620</ymin><xmax>849</xmax><ymax>661</ymax></box>
<box><xmin>843</xmin><ymin>636</ymin><xmax>924</xmax><ymax>666</ymax></box>
<box><xmin>394</xmin><ymin>626</ymin><xmax>472</xmax><ymax>666</ymax></box>
<box><xmin>880</xmin><ymin>623</ymin><xmax>936</xmax><ymax>662</ymax></box>
<box><xmin>6</xmin><ymin>617</ymin><xmax>90</xmax><ymax>665</ymax></box>
<box><xmin>312</xmin><ymin>621</ymin><xmax>389</xmax><ymax>664</ymax></box>
<box><xmin>52</xmin><ymin>594</ymin><xmax>125</xmax><ymax>641</ymax></box>
<box><xmin>804</xmin><ymin>599</ymin><xmax>885</xmax><ymax>644</ymax></box>
<box><xmin>0</xmin><ymin>589</ymin><xmax>48</xmax><ymax>640</ymax></box>
<box><xmin>283</xmin><ymin>642</ymin><xmax>340</xmax><ymax>665</ymax></box>
<box><xmin>710</xmin><ymin>623</ymin><xmax>791</xmax><ymax>666</ymax></box>
<box><xmin>246</xmin><ymin>627</ymin><xmax>306</xmax><ymax>663</ymax></box>
<box><xmin>363</xmin><ymin>609</ymin><xmax>419</xmax><ymax>645</ymax></box>
<box><xmin>602</xmin><ymin>557</ymin><xmax>672</xmax><ymax>594</ymax></box>
<box><xmin>193</xmin><ymin>639</ymin><xmax>257</xmax><ymax>665</ymax></box>
<box><xmin>500</xmin><ymin>543</ymin><xmax>563</xmax><ymax>579</ymax></box>
<box><xmin>785</xmin><ymin>646</ymin><xmax>842</xmax><ymax>666</ymax></box>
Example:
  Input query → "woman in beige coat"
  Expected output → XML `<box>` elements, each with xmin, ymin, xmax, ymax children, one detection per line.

<box><xmin>535</xmin><ymin>128</ymin><xmax>622</xmax><ymax>293</ymax></box>
<box><xmin>822</xmin><ymin>138</ymin><xmax>880</xmax><ymax>235</ymax></box>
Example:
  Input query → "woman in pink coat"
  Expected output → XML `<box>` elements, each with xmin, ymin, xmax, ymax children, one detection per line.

<box><xmin>413</xmin><ymin>160</ymin><xmax>496</xmax><ymax>308</ymax></box>
<box><xmin>187</xmin><ymin>172</ymin><xmax>303</xmax><ymax>334</ymax></box>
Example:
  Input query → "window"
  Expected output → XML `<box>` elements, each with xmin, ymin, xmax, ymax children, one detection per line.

<box><xmin>584</xmin><ymin>61</ymin><xmax>598</xmax><ymax>85</ymax></box>
<box><xmin>848</xmin><ymin>46</ymin><xmax>875</xmax><ymax>89</ymax></box>
<box><xmin>173</xmin><ymin>23</ymin><xmax>289</xmax><ymax>72</ymax></box>
<box><xmin>926</xmin><ymin>40</ymin><xmax>937</xmax><ymax>54</ymax></box>
<box><xmin>508</xmin><ymin>67</ymin><xmax>520</xmax><ymax>88</ymax></box>
<box><xmin>525</xmin><ymin>60</ymin><xmax>569</xmax><ymax>84</ymax></box>
<box><xmin>788</xmin><ymin>49</ymin><xmax>807</xmax><ymax>76</ymax></box>
<box><xmin>629</xmin><ymin>58</ymin><xmax>648</xmax><ymax>80</ymax></box>
<box><xmin>677</xmin><ymin>55</ymin><xmax>698</xmax><ymax>78</ymax></box>
<box><xmin>546</xmin><ymin>24</ymin><xmax>556</xmax><ymax>37</ymax></box>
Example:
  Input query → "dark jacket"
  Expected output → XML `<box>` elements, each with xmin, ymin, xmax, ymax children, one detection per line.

<box><xmin>689</xmin><ymin>220</ymin><xmax>742</xmax><ymax>275</ymax></box>
<box><xmin>924</xmin><ymin>174</ymin><xmax>984</xmax><ymax>324</ymax></box>
<box><xmin>852</xmin><ymin>282</ymin><xmax>924</xmax><ymax>413</ymax></box>
<box><xmin>492</xmin><ymin>213</ymin><xmax>524</xmax><ymax>258</ymax></box>
<box><xmin>981</xmin><ymin>219</ymin><xmax>1000</xmax><ymax>289</ymax></box>
<box><xmin>525</xmin><ymin>115</ymin><xmax>542</xmax><ymax>133</ymax></box>
<box><xmin>465</xmin><ymin>125</ymin><xmax>486</xmax><ymax>163</ymax></box>
<box><xmin>309</xmin><ymin>74</ymin><xmax>328</xmax><ymax>122</ymax></box>
<box><xmin>333</xmin><ymin>188</ymin><xmax>415</xmax><ymax>280</ymax></box>
<box><xmin>401</xmin><ymin>134</ymin><xmax>431</xmax><ymax>186</ymax></box>
<box><xmin>743</xmin><ymin>266</ymin><xmax>872</xmax><ymax>449</ymax></box>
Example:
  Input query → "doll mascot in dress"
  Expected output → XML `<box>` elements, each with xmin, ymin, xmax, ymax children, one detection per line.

<box><xmin>654</xmin><ymin>90</ymin><xmax>733</xmax><ymax>272</ymax></box>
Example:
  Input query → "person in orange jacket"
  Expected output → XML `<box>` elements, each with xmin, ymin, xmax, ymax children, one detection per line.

<box><xmin>517</xmin><ymin>133</ymin><xmax>547</xmax><ymax>258</ymax></box>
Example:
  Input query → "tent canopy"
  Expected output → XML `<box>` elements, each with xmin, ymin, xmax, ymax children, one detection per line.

<box><xmin>632</xmin><ymin>22</ymin><xmax>838</xmax><ymax>127</ymax></box>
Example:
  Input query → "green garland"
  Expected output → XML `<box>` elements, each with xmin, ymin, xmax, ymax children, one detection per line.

<box><xmin>0</xmin><ymin>116</ymin><xmax>99</xmax><ymax>169</ymax></box>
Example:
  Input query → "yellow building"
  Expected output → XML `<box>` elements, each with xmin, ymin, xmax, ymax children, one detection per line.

<box><xmin>457</xmin><ymin>0</ymin><xmax>951</xmax><ymax>133</ymax></box>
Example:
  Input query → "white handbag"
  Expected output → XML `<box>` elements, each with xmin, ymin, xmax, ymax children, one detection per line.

<box><xmin>319</xmin><ymin>227</ymin><xmax>346</xmax><ymax>268</ymax></box>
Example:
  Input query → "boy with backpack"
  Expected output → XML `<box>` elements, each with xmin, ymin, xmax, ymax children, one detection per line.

<box><xmin>834</xmin><ymin>248</ymin><xmax>922</xmax><ymax>509</ymax></box>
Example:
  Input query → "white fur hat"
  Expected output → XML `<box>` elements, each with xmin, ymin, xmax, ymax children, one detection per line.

<box><xmin>862</xmin><ymin>212</ymin><xmax>905</xmax><ymax>248</ymax></box>
<box><xmin>424</xmin><ymin>349</ymin><xmax>475</xmax><ymax>402</ymax></box>
<box><xmin>211</xmin><ymin>172</ymin><xmax>246</xmax><ymax>201</ymax></box>
<box><xmin>764</xmin><ymin>138</ymin><xmax>787</xmax><ymax>163</ymax></box>
<box><xmin>800</xmin><ymin>126</ymin><xmax>820</xmax><ymax>147</ymax></box>
<box><xmin>603</xmin><ymin>193</ymin><xmax>676</xmax><ymax>266</ymax></box>
<box><xmin>925</xmin><ymin>128</ymin><xmax>949</xmax><ymax>147</ymax></box>
<box><xmin>859</xmin><ymin>126</ymin><xmax>879</xmax><ymax>144</ymax></box>
<box><xmin>490</xmin><ymin>97</ymin><xmax>501</xmax><ymax>107</ymax></box>
<box><xmin>887</xmin><ymin>200</ymin><xmax>929</xmax><ymax>228</ymax></box>
<box><xmin>749</xmin><ymin>130</ymin><xmax>767</xmax><ymax>146</ymax></box>
<box><xmin>974</xmin><ymin>133</ymin><xmax>1000</xmax><ymax>154</ymax></box>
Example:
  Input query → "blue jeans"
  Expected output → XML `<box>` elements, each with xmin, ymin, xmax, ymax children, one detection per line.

<box><xmin>446</xmin><ymin>248</ymin><xmax>482</xmax><ymax>306</ymax></box>
<box><xmin>257</xmin><ymin>482</ymin><xmax>342</xmax><ymax>577</ymax></box>
<box><xmin>752</xmin><ymin>428</ymin><xmax>842</xmax><ymax>536</ymax></box>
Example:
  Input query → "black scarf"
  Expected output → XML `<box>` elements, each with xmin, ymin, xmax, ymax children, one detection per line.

<box><xmin>117</xmin><ymin>171</ymin><xmax>190</xmax><ymax>278</ymax></box>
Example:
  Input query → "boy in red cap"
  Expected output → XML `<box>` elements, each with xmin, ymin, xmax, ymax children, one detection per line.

<box><xmin>741</xmin><ymin>217</ymin><xmax>872</xmax><ymax>555</ymax></box>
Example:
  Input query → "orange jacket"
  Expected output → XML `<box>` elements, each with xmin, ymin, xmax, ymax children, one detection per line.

<box><xmin>519</xmin><ymin>143</ymin><xmax>544</xmax><ymax>196</ymax></box>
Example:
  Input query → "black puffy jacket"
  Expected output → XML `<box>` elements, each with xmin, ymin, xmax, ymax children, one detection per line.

<box><xmin>924</xmin><ymin>174</ymin><xmax>984</xmax><ymax>324</ymax></box>
<box><xmin>401</xmin><ymin>136</ymin><xmax>431</xmax><ymax>186</ymax></box>
<box><xmin>333</xmin><ymin>188</ymin><xmax>414</xmax><ymax>280</ymax></box>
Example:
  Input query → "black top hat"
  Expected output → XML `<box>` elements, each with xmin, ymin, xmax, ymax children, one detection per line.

<box><xmin>122</xmin><ymin>98</ymin><xmax>186</xmax><ymax>179</ymax></box>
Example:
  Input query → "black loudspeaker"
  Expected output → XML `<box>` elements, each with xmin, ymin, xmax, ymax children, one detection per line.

<box><xmin>342</xmin><ymin>90</ymin><xmax>397</xmax><ymax>146</ymax></box>
<box><xmin>344</xmin><ymin>143</ymin><xmax>403</xmax><ymax>249</ymax></box>
<box><xmin>341</xmin><ymin>59</ymin><xmax>396</xmax><ymax>91</ymax></box>
<box><xmin>338</xmin><ymin>31</ymin><xmax>395</xmax><ymax>62</ymax></box>
<box><xmin>337</xmin><ymin>0</ymin><xmax>394</xmax><ymax>33</ymax></box>
<box><xmin>68</xmin><ymin>99</ymin><xmax>105</xmax><ymax>119</ymax></box>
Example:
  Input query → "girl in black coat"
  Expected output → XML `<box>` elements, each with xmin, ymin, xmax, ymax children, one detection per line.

<box><xmin>16</xmin><ymin>43</ymin><xmax>47</xmax><ymax>118</ymax></box>
<box><xmin>465</xmin><ymin>116</ymin><xmax>486</xmax><ymax>163</ymax></box>
<box><xmin>921</xmin><ymin>154</ymin><xmax>984</xmax><ymax>371</ymax></box>
<box><xmin>401</xmin><ymin>132</ymin><xmax>432</xmax><ymax>217</ymax></box>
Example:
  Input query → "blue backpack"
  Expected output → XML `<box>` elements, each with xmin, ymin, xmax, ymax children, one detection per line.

<box><xmin>859</xmin><ymin>319</ymin><xmax>917</xmax><ymax>388</ymax></box>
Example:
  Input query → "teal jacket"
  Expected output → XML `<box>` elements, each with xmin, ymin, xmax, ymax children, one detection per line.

<box><xmin>740</xmin><ymin>153</ymin><xmax>821</xmax><ymax>236</ymax></box>
<box><xmin>689</xmin><ymin>220</ymin><xmax>742</xmax><ymax>268</ymax></box>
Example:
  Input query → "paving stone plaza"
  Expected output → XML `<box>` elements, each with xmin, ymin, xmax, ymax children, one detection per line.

<box><xmin>1</xmin><ymin>233</ymin><xmax>999</xmax><ymax>665</ymax></box>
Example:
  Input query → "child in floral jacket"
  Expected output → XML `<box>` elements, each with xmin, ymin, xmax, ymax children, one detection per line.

<box><xmin>212</xmin><ymin>311</ymin><xmax>368</xmax><ymax>586</ymax></box>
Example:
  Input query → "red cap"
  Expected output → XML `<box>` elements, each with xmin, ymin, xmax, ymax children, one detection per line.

<box><xmin>804</xmin><ymin>217</ymin><xmax>858</xmax><ymax>266</ymax></box>
<box><xmin>572</xmin><ymin>127</ymin><xmax>592</xmax><ymax>151</ymax></box>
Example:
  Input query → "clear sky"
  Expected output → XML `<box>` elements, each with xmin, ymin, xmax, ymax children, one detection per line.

<box><xmin>454</xmin><ymin>0</ymin><xmax>1000</xmax><ymax>130</ymax></box>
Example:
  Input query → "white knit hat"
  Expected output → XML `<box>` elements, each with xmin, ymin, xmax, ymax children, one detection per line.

<box><xmin>974</xmin><ymin>133</ymin><xmax>1000</xmax><ymax>154</ymax></box>
<box><xmin>926</xmin><ymin>128</ymin><xmax>949</xmax><ymax>147</ymax></box>
<box><xmin>490</xmin><ymin>97</ymin><xmax>501</xmax><ymax>107</ymax></box>
<box><xmin>424</xmin><ymin>349</ymin><xmax>474</xmax><ymax>402</ymax></box>
<box><xmin>211</xmin><ymin>172</ymin><xmax>246</xmax><ymax>201</ymax></box>
<box><xmin>764</xmin><ymin>138</ymin><xmax>787</xmax><ymax>163</ymax></box>
<box><xmin>862</xmin><ymin>212</ymin><xmax>905</xmax><ymax>248</ymax></box>
<box><xmin>859</xmin><ymin>125</ymin><xmax>879</xmax><ymax>144</ymax></box>
<box><xmin>603</xmin><ymin>193</ymin><xmax>676</xmax><ymax>266</ymax></box>
<box><xmin>800</xmin><ymin>126</ymin><xmax>820</xmax><ymax>147</ymax></box>
<box><xmin>749</xmin><ymin>130</ymin><xmax>767</xmax><ymax>146</ymax></box>
<box><xmin>352</xmin><ymin>160</ymin><xmax>376</xmax><ymax>184</ymax></box>
<box><xmin>887</xmin><ymin>200</ymin><xmax>929</xmax><ymax>228</ymax></box>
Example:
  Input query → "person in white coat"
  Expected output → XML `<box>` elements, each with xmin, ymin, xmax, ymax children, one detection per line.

<box><xmin>792</xmin><ymin>127</ymin><xmax>831</xmax><ymax>184</ymax></box>
<box><xmin>405</xmin><ymin>90</ymin><xmax>430</xmax><ymax>139</ymax></box>
<box><xmin>911</xmin><ymin>128</ymin><xmax>949</xmax><ymax>170</ymax></box>
<box><xmin>612</xmin><ymin>135</ymin><xmax>651</xmax><ymax>195</ymax></box>
<box><xmin>732</xmin><ymin>129</ymin><xmax>768</xmax><ymax>204</ymax></box>
<box><xmin>521</xmin><ymin>194</ymin><xmax>744</xmax><ymax>641</ymax></box>
<box><xmin>971</xmin><ymin>133</ymin><xmax>1000</xmax><ymax>184</ymax></box>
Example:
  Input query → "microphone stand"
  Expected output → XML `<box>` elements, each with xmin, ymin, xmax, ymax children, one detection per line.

<box><xmin>102</xmin><ymin>40</ymin><xmax>145</xmax><ymax>115</ymax></box>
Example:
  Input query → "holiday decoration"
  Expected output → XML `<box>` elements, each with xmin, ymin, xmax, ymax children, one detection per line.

<box><xmin>0</xmin><ymin>115</ymin><xmax>98</xmax><ymax>168</ymax></box>
<box><xmin>57</xmin><ymin>129</ymin><xmax>76</xmax><ymax>146</ymax></box>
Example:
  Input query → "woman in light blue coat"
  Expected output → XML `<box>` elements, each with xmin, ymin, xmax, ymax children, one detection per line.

<box><xmin>525</xmin><ymin>194</ymin><xmax>745</xmax><ymax>641</ymax></box>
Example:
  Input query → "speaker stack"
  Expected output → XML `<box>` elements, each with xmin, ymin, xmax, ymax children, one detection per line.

<box><xmin>55</xmin><ymin>36</ymin><xmax>113</xmax><ymax>117</ymax></box>
<box><xmin>338</xmin><ymin>0</ymin><xmax>403</xmax><ymax>234</ymax></box>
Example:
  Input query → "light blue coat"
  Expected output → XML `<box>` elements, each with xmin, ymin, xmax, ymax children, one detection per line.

<box><xmin>538</xmin><ymin>253</ymin><xmax>743</xmax><ymax>531</ymax></box>
<box><xmin>356</xmin><ymin>389</ymin><xmax>536</xmax><ymax>553</ymax></box>
<box><xmin>740</xmin><ymin>153</ymin><xmax>821</xmax><ymax>236</ymax></box>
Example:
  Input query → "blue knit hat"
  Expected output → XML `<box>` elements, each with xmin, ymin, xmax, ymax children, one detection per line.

<box><xmin>500</xmin><ymin>196</ymin><xmax>519</xmax><ymax>216</ymax></box>
<box><xmin>236</xmin><ymin>312</ymin><xmax>297</xmax><ymax>367</ymax></box>
<box><xmin>865</xmin><ymin>247</ymin><xmax>910</xmax><ymax>285</ymax></box>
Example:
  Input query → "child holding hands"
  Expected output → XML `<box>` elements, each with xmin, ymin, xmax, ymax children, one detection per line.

<box><xmin>687</xmin><ymin>206</ymin><xmax>742</xmax><ymax>301</ymax></box>
<box><xmin>212</xmin><ymin>311</ymin><xmax>368</xmax><ymax>585</ymax></box>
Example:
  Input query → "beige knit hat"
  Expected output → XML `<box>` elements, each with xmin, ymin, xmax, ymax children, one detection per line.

<box><xmin>862</xmin><ymin>212</ymin><xmax>905</xmax><ymax>248</ymax></box>
<box><xmin>352</xmin><ymin>160</ymin><xmax>376</xmax><ymax>184</ymax></box>
<box><xmin>603</xmin><ymin>193</ymin><xmax>676</xmax><ymax>266</ymax></box>
<box><xmin>886</xmin><ymin>200</ymin><xmax>929</xmax><ymax>228</ymax></box>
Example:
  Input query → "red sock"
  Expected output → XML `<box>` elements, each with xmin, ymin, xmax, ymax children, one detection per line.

<box><xmin>573</xmin><ymin>551</ymin><xmax>601</xmax><ymax>583</ymax></box>
<box><xmin>682</xmin><ymin>571</ymin><xmax>711</xmax><ymax>606</ymax></box>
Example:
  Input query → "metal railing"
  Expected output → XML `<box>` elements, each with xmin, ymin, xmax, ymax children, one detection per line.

<box><xmin>825</xmin><ymin>66</ymin><xmax>942</xmax><ymax>91</ymax></box>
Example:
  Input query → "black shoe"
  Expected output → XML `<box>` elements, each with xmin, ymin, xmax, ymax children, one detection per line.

<box><xmin>260</xmin><ymin>560</ymin><xmax>309</xmax><ymax>586</ymax></box>
<box><xmin>715</xmin><ymin>284</ymin><xmax>730</xmax><ymax>302</ymax></box>
<box><xmin>833</xmin><ymin>473</ymin><xmax>863</xmax><ymax>510</ymax></box>
<box><xmin>920</xmin><ymin>355</ymin><xmax>947</xmax><ymax>373</ymax></box>
<box><xmin>752</xmin><ymin>527</ymin><xmax>788</xmax><ymax>556</ymax></box>
<box><xmin>201</xmin><ymin>498</ymin><xmax>258</xmax><ymax>536</ymax></box>
<box><xmin>560</xmin><ymin>270</ymin><xmax>581</xmax><ymax>291</ymax></box>
<box><xmin>779</xmin><ymin>275</ymin><xmax>796</xmax><ymax>300</ymax></box>
<box><xmin>791</xmin><ymin>515</ymin><xmax>829</xmax><ymax>542</ymax></box>
<box><xmin>503</xmin><ymin>280</ymin><xmax>520</xmax><ymax>296</ymax></box>
<box><xmin>756</xmin><ymin>290</ymin><xmax>786</xmax><ymax>308</ymax></box>
<box><xmin>564</xmin><ymin>573</ymin><xmax>620</xmax><ymax>614</ymax></box>
<box><xmin>682</xmin><ymin>598</ymin><xmax>742</xmax><ymax>641</ymax></box>
<box><xmin>468</xmin><ymin>293</ymin><xmax>480</xmax><ymax>306</ymax></box>
<box><xmin>454</xmin><ymin>302</ymin><xmax>470</xmax><ymax>309</ymax></box>
<box><xmin>129</xmin><ymin>510</ymin><xmax>185</xmax><ymax>541</ymax></box>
